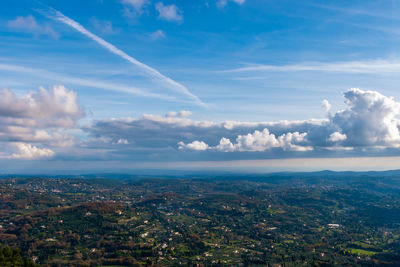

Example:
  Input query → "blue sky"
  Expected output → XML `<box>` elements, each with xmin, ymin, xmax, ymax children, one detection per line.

<box><xmin>2</xmin><ymin>0</ymin><xmax>400</xmax><ymax>173</ymax></box>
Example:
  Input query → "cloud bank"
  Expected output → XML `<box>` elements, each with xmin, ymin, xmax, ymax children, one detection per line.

<box><xmin>83</xmin><ymin>88</ymin><xmax>400</xmax><ymax>161</ymax></box>
<box><xmin>2</xmin><ymin>87</ymin><xmax>400</xmax><ymax>162</ymax></box>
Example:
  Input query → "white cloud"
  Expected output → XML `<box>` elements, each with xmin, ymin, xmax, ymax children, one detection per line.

<box><xmin>149</xmin><ymin>29</ymin><xmax>166</xmax><ymax>40</ymax></box>
<box><xmin>166</xmin><ymin>110</ymin><xmax>192</xmax><ymax>118</ymax></box>
<box><xmin>8</xmin><ymin>15</ymin><xmax>59</xmax><ymax>39</ymax></box>
<box><xmin>117</xmin><ymin>138</ymin><xmax>129</xmax><ymax>144</ymax></box>
<box><xmin>121</xmin><ymin>0</ymin><xmax>150</xmax><ymax>16</ymax></box>
<box><xmin>332</xmin><ymin>88</ymin><xmax>400</xmax><ymax>147</ymax></box>
<box><xmin>322</xmin><ymin>99</ymin><xmax>331</xmax><ymax>112</ymax></box>
<box><xmin>155</xmin><ymin>2</ymin><xmax>183</xmax><ymax>22</ymax></box>
<box><xmin>0</xmin><ymin>86</ymin><xmax>84</xmax><ymax>159</ymax></box>
<box><xmin>178</xmin><ymin>141</ymin><xmax>209</xmax><ymax>151</ymax></box>
<box><xmin>328</xmin><ymin>132</ymin><xmax>347</xmax><ymax>142</ymax></box>
<box><xmin>232</xmin><ymin>129</ymin><xmax>281</xmax><ymax>151</ymax></box>
<box><xmin>217</xmin><ymin>0</ymin><xmax>246</xmax><ymax>8</ymax></box>
<box><xmin>0</xmin><ymin>85</ymin><xmax>84</xmax><ymax>127</ymax></box>
<box><xmin>11</xmin><ymin>142</ymin><xmax>54</xmax><ymax>159</ymax></box>
<box><xmin>217</xmin><ymin>0</ymin><xmax>228</xmax><ymax>7</ymax></box>
<box><xmin>277</xmin><ymin>132</ymin><xmax>313</xmax><ymax>151</ymax></box>
<box><xmin>179</xmin><ymin>129</ymin><xmax>312</xmax><ymax>152</ymax></box>
<box><xmin>215</xmin><ymin>137</ymin><xmax>235</xmax><ymax>152</ymax></box>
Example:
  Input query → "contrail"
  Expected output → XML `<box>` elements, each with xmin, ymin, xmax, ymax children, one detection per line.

<box><xmin>43</xmin><ymin>7</ymin><xmax>205</xmax><ymax>106</ymax></box>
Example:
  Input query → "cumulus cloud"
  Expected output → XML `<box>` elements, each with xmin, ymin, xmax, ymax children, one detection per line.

<box><xmin>11</xmin><ymin>143</ymin><xmax>54</xmax><ymax>159</ymax></box>
<box><xmin>322</xmin><ymin>99</ymin><xmax>331</xmax><ymax>113</ymax></box>
<box><xmin>0</xmin><ymin>86</ymin><xmax>84</xmax><ymax>159</ymax></box>
<box><xmin>180</xmin><ymin>129</ymin><xmax>312</xmax><ymax>152</ymax></box>
<box><xmin>178</xmin><ymin>141</ymin><xmax>209</xmax><ymax>151</ymax></box>
<box><xmin>278</xmin><ymin>132</ymin><xmax>313</xmax><ymax>151</ymax></box>
<box><xmin>8</xmin><ymin>15</ymin><xmax>59</xmax><ymax>39</ymax></box>
<box><xmin>328</xmin><ymin>132</ymin><xmax>347</xmax><ymax>142</ymax></box>
<box><xmin>234</xmin><ymin>129</ymin><xmax>281</xmax><ymax>151</ymax></box>
<box><xmin>0</xmin><ymin>85</ymin><xmax>84</xmax><ymax>127</ymax></box>
<box><xmin>332</xmin><ymin>88</ymin><xmax>400</xmax><ymax>147</ymax></box>
<box><xmin>155</xmin><ymin>2</ymin><xmax>183</xmax><ymax>22</ymax></box>
<box><xmin>215</xmin><ymin>137</ymin><xmax>235</xmax><ymax>152</ymax></box>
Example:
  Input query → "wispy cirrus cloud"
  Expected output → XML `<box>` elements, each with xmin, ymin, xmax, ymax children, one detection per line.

<box><xmin>90</xmin><ymin>17</ymin><xmax>115</xmax><ymax>35</ymax></box>
<box><xmin>149</xmin><ymin>29</ymin><xmax>166</xmax><ymax>40</ymax></box>
<box><xmin>121</xmin><ymin>0</ymin><xmax>150</xmax><ymax>17</ymax></box>
<box><xmin>217</xmin><ymin>0</ymin><xmax>246</xmax><ymax>8</ymax></box>
<box><xmin>310</xmin><ymin>3</ymin><xmax>400</xmax><ymax>22</ymax></box>
<box><xmin>41</xmin><ymin>7</ymin><xmax>204</xmax><ymax>106</ymax></box>
<box><xmin>224</xmin><ymin>59</ymin><xmax>400</xmax><ymax>74</ymax></box>
<box><xmin>0</xmin><ymin>63</ymin><xmax>201</xmax><ymax>104</ymax></box>
<box><xmin>8</xmin><ymin>15</ymin><xmax>59</xmax><ymax>39</ymax></box>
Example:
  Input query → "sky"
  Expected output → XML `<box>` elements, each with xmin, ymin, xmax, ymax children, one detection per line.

<box><xmin>2</xmin><ymin>0</ymin><xmax>400</xmax><ymax>173</ymax></box>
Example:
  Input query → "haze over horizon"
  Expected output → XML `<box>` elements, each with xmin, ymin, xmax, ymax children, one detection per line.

<box><xmin>2</xmin><ymin>0</ymin><xmax>400</xmax><ymax>173</ymax></box>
